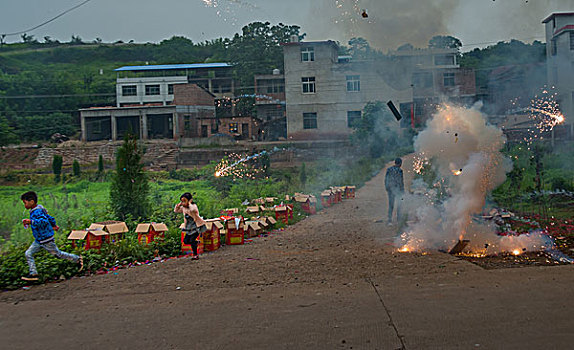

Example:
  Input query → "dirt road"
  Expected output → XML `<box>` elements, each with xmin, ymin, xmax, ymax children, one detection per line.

<box><xmin>2</xmin><ymin>159</ymin><xmax>574</xmax><ymax>349</ymax></box>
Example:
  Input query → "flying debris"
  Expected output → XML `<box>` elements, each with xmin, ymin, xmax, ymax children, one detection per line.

<box><xmin>361</xmin><ymin>9</ymin><xmax>368</xmax><ymax>18</ymax></box>
<box><xmin>386</xmin><ymin>100</ymin><xmax>403</xmax><ymax>121</ymax></box>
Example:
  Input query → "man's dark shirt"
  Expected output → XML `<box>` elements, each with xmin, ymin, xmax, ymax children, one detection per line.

<box><xmin>385</xmin><ymin>165</ymin><xmax>404</xmax><ymax>193</ymax></box>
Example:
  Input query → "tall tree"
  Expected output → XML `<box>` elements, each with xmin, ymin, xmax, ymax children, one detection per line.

<box><xmin>110</xmin><ymin>133</ymin><xmax>150</xmax><ymax>220</ymax></box>
<box><xmin>428</xmin><ymin>35</ymin><xmax>462</xmax><ymax>50</ymax></box>
<box><xmin>227</xmin><ymin>22</ymin><xmax>305</xmax><ymax>89</ymax></box>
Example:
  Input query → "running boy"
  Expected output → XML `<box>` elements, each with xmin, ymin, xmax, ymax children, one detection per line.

<box><xmin>21</xmin><ymin>191</ymin><xmax>83</xmax><ymax>281</ymax></box>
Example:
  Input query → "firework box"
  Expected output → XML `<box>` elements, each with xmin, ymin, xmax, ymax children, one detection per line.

<box><xmin>253</xmin><ymin>198</ymin><xmax>265</xmax><ymax>205</ymax></box>
<box><xmin>274</xmin><ymin>206</ymin><xmax>290</xmax><ymax>224</ymax></box>
<box><xmin>203</xmin><ymin>219</ymin><xmax>223</xmax><ymax>252</ymax></box>
<box><xmin>245</xmin><ymin>206</ymin><xmax>260</xmax><ymax>214</ymax></box>
<box><xmin>225</xmin><ymin>217</ymin><xmax>245</xmax><ymax>245</ymax></box>
<box><xmin>448</xmin><ymin>239</ymin><xmax>470</xmax><ymax>255</ymax></box>
<box><xmin>330</xmin><ymin>187</ymin><xmax>343</xmax><ymax>203</ymax></box>
<box><xmin>245</xmin><ymin>221</ymin><xmax>263</xmax><ymax>238</ymax></box>
<box><xmin>67</xmin><ymin>229</ymin><xmax>108</xmax><ymax>250</ymax></box>
<box><xmin>257</xmin><ymin>219</ymin><xmax>270</xmax><ymax>230</ymax></box>
<box><xmin>89</xmin><ymin>221</ymin><xmax>129</xmax><ymax>243</ymax></box>
<box><xmin>135</xmin><ymin>222</ymin><xmax>168</xmax><ymax>245</ymax></box>
<box><xmin>294</xmin><ymin>194</ymin><xmax>317</xmax><ymax>215</ymax></box>
<box><xmin>221</xmin><ymin>208</ymin><xmax>239</xmax><ymax>216</ymax></box>
<box><xmin>180</xmin><ymin>229</ymin><xmax>204</xmax><ymax>255</ymax></box>
<box><xmin>265</xmin><ymin>197</ymin><xmax>277</xmax><ymax>204</ymax></box>
<box><xmin>345</xmin><ymin>186</ymin><xmax>356</xmax><ymax>199</ymax></box>
<box><xmin>321</xmin><ymin>190</ymin><xmax>333</xmax><ymax>207</ymax></box>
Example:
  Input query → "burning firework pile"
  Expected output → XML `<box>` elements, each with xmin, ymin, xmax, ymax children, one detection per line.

<box><xmin>396</xmin><ymin>103</ymin><xmax>572</xmax><ymax>264</ymax></box>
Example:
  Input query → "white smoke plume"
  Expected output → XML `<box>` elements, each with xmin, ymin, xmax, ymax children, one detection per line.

<box><xmin>396</xmin><ymin>103</ymin><xmax>550</xmax><ymax>254</ymax></box>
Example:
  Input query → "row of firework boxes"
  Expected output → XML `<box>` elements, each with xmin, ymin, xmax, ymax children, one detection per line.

<box><xmin>67</xmin><ymin>221</ymin><xmax>169</xmax><ymax>250</ymax></box>
<box><xmin>65</xmin><ymin>215</ymin><xmax>280</xmax><ymax>254</ymax></box>
<box><xmin>222</xmin><ymin>203</ymin><xmax>295</xmax><ymax>224</ymax></box>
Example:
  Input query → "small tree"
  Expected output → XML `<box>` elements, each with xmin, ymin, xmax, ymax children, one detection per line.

<box><xmin>109</xmin><ymin>133</ymin><xmax>150</xmax><ymax>220</ymax></box>
<box><xmin>72</xmin><ymin>160</ymin><xmax>81</xmax><ymax>176</ymax></box>
<box><xmin>52</xmin><ymin>155</ymin><xmax>63</xmax><ymax>182</ymax></box>
<box><xmin>98</xmin><ymin>155</ymin><xmax>104</xmax><ymax>173</ymax></box>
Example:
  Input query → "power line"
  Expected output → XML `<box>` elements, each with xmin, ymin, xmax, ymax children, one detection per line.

<box><xmin>1</xmin><ymin>0</ymin><xmax>93</xmax><ymax>37</ymax></box>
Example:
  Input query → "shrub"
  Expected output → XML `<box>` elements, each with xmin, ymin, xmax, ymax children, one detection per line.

<box><xmin>72</xmin><ymin>160</ymin><xmax>81</xmax><ymax>176</ymax></box>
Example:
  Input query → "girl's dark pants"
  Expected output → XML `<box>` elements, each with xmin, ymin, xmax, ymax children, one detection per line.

<box><xmin>187</xmin><ymin>232</ymin><xmax>199</xmax><ymax>255</ymax></box>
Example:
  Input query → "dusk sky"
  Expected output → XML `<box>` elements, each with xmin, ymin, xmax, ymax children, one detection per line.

<box><xmin>1</xmin><ymin>0</ymin><xmax>571</xmax><ymax>51</ymax></box>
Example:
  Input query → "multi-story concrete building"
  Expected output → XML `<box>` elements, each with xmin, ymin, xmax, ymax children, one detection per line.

<box><xmin>282</xmin><ymin>39</ymin><xmax>476</xmax><ymax>139</ymax></box>
<box><xmin>388</xmin><ymin>47</ymin><xmax>476</xmax><ymax>128</ymax></box>
<box><xmin>80</xmin><ymin>84</ymin><xmax>216</xmax><ymax>141</ymax></box>
<box><xmin>114</xmin><ymin>63</ymin><xmax>234</xmax><ymax>107</ymax></box>
<box><xmin>80</xmin><ymin>62</ymin><xmax>265</xmax><ymax>142</ymax></box>
<box><xmin>543</xmin><ymin>12</ymin><xmax>574</xmax><ymax>137</ymax></box>
<box><xmin>282</xmin><ymin>40</ymin><xmax>412</xmax><ymax>140</ymax></box>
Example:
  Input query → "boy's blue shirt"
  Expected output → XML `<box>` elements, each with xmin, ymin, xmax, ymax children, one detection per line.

<box><xmin>29</xmin><ymin>204</ymin><xmax>56</xmax><ymax>243</ymax></box>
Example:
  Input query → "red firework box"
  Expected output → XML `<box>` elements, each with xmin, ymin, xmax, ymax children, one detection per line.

<box><xmin>220</xmin><ymin>208</ymin><xmax>239</xmax><ymax>216</ymax></box>
<box><xmin>321</xmin><ymin>190</ymin><xmax>333</xmax><ymax>208</ymax></box>
<box><xmin>330</xmin><ymin>187</ymin><xmax>343</xmax><ymax>203</ymax></box>
<box><xmin>274</xmin><ymin>205</ymin><xmax>289</xmax><ymax>224</ymax></box>
<box><xmin>345</xmin><ymin>186</ymin><xmax>356</xmax><ymax>199</ymax></box>
<box><xmin>179</xmin><ymin>223</ymin><xmax>204</xmax><ymax>255</ymax></box>
<box><xmin>135</xmin><ymin>222</ymin><xmax>168</xmax><ymax>245</ymax></box>
<box><xmin>225</xmin><ymin>217</ymin><xmax>245</xmax><ymax>245</ymax></box>
<box><xmin>89</xmin><ymin>221</ymin><xmax>129</xmax><ymax>243</ymax></box>
<box><xmin>203</xmin><ymin>219</ymin><xmax>224</xmax><ymax>252</ymax></box>
<box><xmin>67</xmin><ymin>228</ymin><xmax>108</xmax><ymax>250</ymax></box>
<box><xmin>294</xmin><ymin>194</ymin><xmax>317</xmax><ymax>215</ymax></box>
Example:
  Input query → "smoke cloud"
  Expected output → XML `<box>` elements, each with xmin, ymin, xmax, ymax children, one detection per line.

<box><xmin>303</xmin><ymin>0</ymin><xmax>573</xmax><ymax>51</ymax></box>
<box><xmin>396</xmin><ymin>103</ymin><xmax>550</xmax><ymax>254</ymax></box>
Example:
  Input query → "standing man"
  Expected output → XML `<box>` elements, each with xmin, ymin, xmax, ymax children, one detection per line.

<box><xmin>385</xmin><ymin>157</ymin><xmax>404</xmax><ymax>225</ymax></box>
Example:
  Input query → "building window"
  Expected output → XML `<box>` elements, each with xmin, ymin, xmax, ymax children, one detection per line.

<box><xmin>303</xmin><ymin>113</ymin><xmax>317</xmax><ymax>129</ymax></box>
<box><xmin>168</xmin><ymin>84</ymin><xmax>174</xmax><ymax>95</ymax></box>
<box><xmin>570</xmin><ymin>32</ymin><xmax>574</xmax><ymax>51</ymax></box>
<box><xmin>241</xmin><ymin>123</ymin><xmax>249</xmax><ymax>137</ymax></box>
<box><xmin>229</xmin><ymin>123</ymin><xmax>239</xmax><ymax>133</ymax></box>
<box><xmin>347</xmin><ymin>111</ymin><xmax>361</xmax><ymax>128</ymax></box>
<box><xmin>302</xmin><ymin>77</ymin><xmax>316</xmax><ymax>93</ymax></box>
<box><xmin>346</xmin><ymin>75</ymin><xmax>360</xmax><ymax>92</ymax></box>
<box><xmin>122</xmin><ymin>85</ymin><xmax>137</xmax><ymax>96</ymax></box>
<box><xmin>145</xmin><ymin>85</ymin><xmax>160</xmax><ymax>95</ymax></box>
<box><xmin>443</xmin><ymin>73</ymin><xmax>455</xmax><ymax>87</ymax></box>
<box><xmin>435</xmin><ymin>55</ymin><xmax>455</xmax><ymax>66</ymax></box>
<box><xmin>301</xmin><ymin>47</ymin><xmax>315</xmax><ymax>62</ymax></box>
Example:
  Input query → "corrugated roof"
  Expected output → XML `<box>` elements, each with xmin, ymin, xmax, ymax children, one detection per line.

<box><xmin>114</xmin><ymin>63</ymin><xmax>232</xmax><ymax>72</ymax></box>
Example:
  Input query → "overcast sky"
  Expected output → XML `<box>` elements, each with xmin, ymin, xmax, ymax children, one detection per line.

<box><xmin>0</xmin><ymin>0</ymin><xmax>571</xmax><ymax>51</ymax></box>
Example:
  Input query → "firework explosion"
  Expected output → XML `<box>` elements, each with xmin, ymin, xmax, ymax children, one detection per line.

<box><xmin>522</xmin><ymin>88</ymin><xmax>565</xmax><ymax>144</ymax></box>
<box><xmin>214</xmin><ymin>147</ymin><xmax>286</xmax><ymax>179</ymax></box>
<box><xmin>214</xmin><ymin>153</ymin><xmax>263</xmax><ymax>179</ymax></box>
<box><xmin>398</xmin><ymin>103</ymin><xmax>550</xmax><ymax>255</ymax></box>
<box><xmin>201</xmin><ymin>0</ymin><xmax>257</xmax><ymax>24</ymax></box>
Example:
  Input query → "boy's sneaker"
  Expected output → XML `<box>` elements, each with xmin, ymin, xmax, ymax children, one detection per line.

<box><xmin>78</xmin><ymin>256</ymin><xmax>84</xmax><ymax>272</ymax></box>
<box><xmin>191</xmin><ymin>255</ymin><xmax>199</xmax><ymax>260</ymax></box>
<box><xmin>21</xmin><ymin>274</ymin><xmax>39</xmax><ymax>281</ymax></box>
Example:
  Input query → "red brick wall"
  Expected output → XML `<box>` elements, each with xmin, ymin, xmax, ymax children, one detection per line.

<box><xmin>172</xmin><ymin>84</ymin><xmax>215</xmax><ymax>106</ymax></box>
